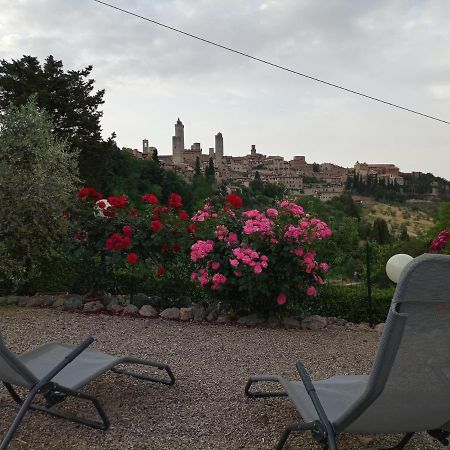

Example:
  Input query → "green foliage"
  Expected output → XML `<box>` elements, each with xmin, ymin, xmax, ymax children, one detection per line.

<box><xmin>371</xmin><ymin>218</ymin><xmax>391</xmax><ymax>244</ymax></box>
<box><xmin>0</xmin><ymin>99</ymin><xmax>80</xmax><ymax>292</ymax></box>
<box><xmin>0</xmin><ymin>55</ymin><xmax>114</xmax><ymax>192</ymax></box>
<box><xmin>309</xmin><ymin>284</ymin><xmax>395</xmax><ymax>324</ymax></box>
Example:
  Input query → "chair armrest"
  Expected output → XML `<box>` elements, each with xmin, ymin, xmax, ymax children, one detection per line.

<box><xmin>296</xmin><ymin>361</ymin><xmax>337</xmax><ymax>450</ymax></box>
<box><xmin>35</xmin><ymin>337</ymin><xmax>95</xmax><ymax>389</ymax></box>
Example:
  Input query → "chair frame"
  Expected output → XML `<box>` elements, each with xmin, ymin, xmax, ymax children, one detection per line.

<box><xmin>0</xmin><ymin>337</ymin><xmax>175</xmax><ymax>450</ymax></box>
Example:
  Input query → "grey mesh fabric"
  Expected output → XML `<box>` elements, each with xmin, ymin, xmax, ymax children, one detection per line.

<box><xmin>19</xmin><ymin>343</ymin><xmax>123</xmax><ymax>390</ymax></box>
<box><xmin>276</xmin><ymin>254</ymin><xmax>450</xmax><ymax>434</ymax></box>
<box><xmin>0</xmin><ymin>334</ymin><xmax>38</xmax><ymax>388</ymax></box>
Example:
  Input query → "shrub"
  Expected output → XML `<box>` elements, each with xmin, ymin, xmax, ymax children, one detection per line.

<box><xmin>189</xmin><ymin>197</ymin><xmax>332</xmax><ymax>316</ymax></box>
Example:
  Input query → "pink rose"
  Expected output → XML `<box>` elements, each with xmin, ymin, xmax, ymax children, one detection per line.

<box><xmin>306</xmin><ymin>286</ymin><xmax>317</xmax><ymax>297</ymax></box>
<box><xmin>277</xmin><ymin>293</ymin><xmax>287</xmax><ymax>305</ymax></box>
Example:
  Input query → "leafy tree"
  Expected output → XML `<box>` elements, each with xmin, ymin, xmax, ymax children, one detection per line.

<box><xmin>152</xmin><ymin>147</ymin><xmax>160</xmax><ymax>166</ymax></box>
<box><xmin>205</xmin><ymin>157</ymin><xmax>215</xmax><ymax>181</ymax></box>
<box><xmin>250</xmin><ymin>170</ymin><xmax>264</xmax><ymax>192</ymax></box>
<box><xmin>371</xmin><ymin>218</ymin><xmax>391</xmax><ymax>244</ymax></box>
<box><xmin>0</xmin><ymin>99</ymin><xmax>80</xmax><ymax>292</ymax></box>
<box><xmin>0</xmin><ymin>55</ymin><xmax>112</xmax><ymax>191</ymax></box>
<box><xmin>437</xmin><ymin>202</ymin><xmax>450</xmax><ymax>230</ymax></box>
<box><xmin>194</xmin><ymin>156</ymin><xmax>201</xmax><ymax>177</ymax></box>
<box><xmin>400</xmin><ymin>224</ymin><xmax>410</xmax><ymax>241</ymax></box>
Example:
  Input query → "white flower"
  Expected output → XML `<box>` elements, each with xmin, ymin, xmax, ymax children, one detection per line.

<box><xmin>94</xmin><ymin>199</ymin><xmax>112</xmax><ymax>218</ymax></box>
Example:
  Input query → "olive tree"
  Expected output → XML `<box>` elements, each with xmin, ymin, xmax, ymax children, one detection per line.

<box><xmin>0</xmin><ymin>98</ymin><xmax>80</xmax><ymax>292</ymax></box>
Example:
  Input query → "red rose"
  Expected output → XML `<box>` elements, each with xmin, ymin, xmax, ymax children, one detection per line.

<box><xmin>127</xmin><ymin>252</ymin><xmax>138</xmax><ymax>264</ymax></box>
<box><xmin>160</xmin><ymin>206</ymin><xmax>169</xmax><ymax>214</ymax></box>
<box><xmin>121</xmin><ymin>236</ymin><xmax>132</xmax><ymax>249</ymax></box>
<box><xmin>187</xmin><ymin>223</ymin><xmax>197</xmax><ymax>234</ymax></box>
<box><xmin>161</xmin><ymin>244</ymin><xmax>170</xmax><ymax>252</ymax></box>
<box><xmin>168</xmin><ymin>193</ymin><xmax>183</xmax><ymax>210</ymax></box>
<box><xmin>108</xmin><ymin>195</ymin><xmax>128</xmax><ymax>209</ymax></box>
<box><xmin>130</xmin><ymin>207</ymin><xmax>139</xmax><ymax>217</ymax></box>
<box><xmin>63</xmin><ymin>210</ymin><xmax>71</xmax><ymax>218</ymax></box>
<box><xmin>178</xmin><ymin>211</ymin><xmax>189</xmax><ymax>221</ymax></box>
<box><xmin>141</xmin><ymin>193</ymin><xmax>158</xmax><ymax>204</ymax></box>
<box><xmin>105</xmin><ymin>232</ymin><xmax>123</xmax><ymax>250</ymax></box>
<box><xmin>173</xmin><ymin>243</ymin><xmax>181</xmax><ymax>253</ymax></box>
<box><xmin>122</xmin><ymin>225</ymin><xmax>132</xmax><ymax>237</ymax></box>
<box><xmin>151</xmin><ymin>220</ymin><xmax>163</xmax><ymax>232</ymax></box>
<box><xmin>156</xmin><ymin>266</ymin><xmax>166</xmax><ymax>277</ymax></box>
<box><xmin>225</xmin><ymin>193</ymin><xmax>243</xmax><ymax>209</ymax></box>
<box><xmin>77</xmin><ymin>187</ymin><xmax>102</xmax><ymax>201</ymax></box>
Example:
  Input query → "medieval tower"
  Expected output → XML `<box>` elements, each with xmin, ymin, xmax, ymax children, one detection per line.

<box><xmin>172</xmin><ymin>118</ymin><xmax>185</xmax><ymax>164</ymax></box>
<box><xmin>215</xmin><ymin>132</ymin><xmax>223</xmax><ymax>169</ymax></box>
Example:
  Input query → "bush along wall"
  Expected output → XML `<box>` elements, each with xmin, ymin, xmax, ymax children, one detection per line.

<box><xmin>12</xmin><ymin>187</ymin><xmax>398</xmax><ymax>324</ymax></box>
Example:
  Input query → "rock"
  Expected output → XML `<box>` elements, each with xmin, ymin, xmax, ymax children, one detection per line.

<box><xmin>27</xmin><ymin>296</ymin><xmax>44</xmax><ymax>307</ymax></box>
<box><xmin>52</xmin><ymin>298</ymin><xmax>65</xmax><ymax>308</ymax></box>
<box><xmin>282</xmin><ymin>317</ymin><xmax>302</xmax><ymax>329</ymax></box>
<box><xmin>266</xmin><ymin>316</ymin><xmax>280</xmax><ymax>328</ymax></box>
<box><xmin>123</xmin><ymin>304</ymin><xmax>139</xmax><ymax>315</ymax></box>
<box><xmin>63</xmin><ymin>295</ymin><xmax>83</xmax><ymax>311</ymax></box>
<box><xmin>6</xmin><ymin>296</ymin><xmax>20</xmax><ymax>305</ymax></box>
<box><xmin>18</xmin><ymin>297</ymin><xmax>30</xmax><ymax>307</ymax></box>
<box><xmin>40</xmin><ymin>295</ymin><xmax>56</xmax><ymax>307</ymax></box>
<box><xmin>374</xmin><ymin>322</ymin><xmax>385</xmax><ymax>336</ymax></box>
<box><xmin>108</xmin><ymin>304</ymin><xmax>125</xmax><ymax>314</ymax></box>
<box><xmin>355</xmin><ymin>322</ymin><xmax>371</xmax><ymax>332</ymax></box>
<box><xmin>237</xmin><ymin>314</ymin><xmax>264</xmax><ymax>327</ymax></box>
<box><xmin>192</xmin><ymin>303</ymin><xmax>206</xmax><ymax>321</ymax></box>
<box><xmin>139</xmin><ymin>305</ymin><xmax>158</xmax><ymax>318</ymax></box>
<box><xmin>131</xmin><ymin>293</ymin><xmax>150</xmax><ymax>309</ymax></box>
<box><xmin>206</xmin><ymin>305</ymin><xmax>220</xmax><ymax>322</ymax></box>
<box><xmin>357</xmin><ymin>435</ymin><xmax>375</xmax><ymax>446</ymax></box>
<box><xmin>83</xmin><ymin>301</ymin><xmax>104</xmax><ymax>313</ymax></box>
<box><xmin>0</xmin><ymin>297</ymin><xmax>7</xmax><ymax>305</ymax></box>
<box><xmin>302</xmin><ymin>315</ymin><xmax>327</xmax><ymax>330</ymax></box>
<box><xmin>148</xmin><ymin>295</ymin><xmax>162</xmax><ymax>308</ymax></box>
<box><xmin>180</xmin><ymin>307</ymin><xmax>193</xmax><ymax>321</ymax></box>
<box><xmin>217</xmin><ymin>314</ymin><xmax>232</xmax><ymax>324</ymax></box>
<box><xmin>160</xmin><ymin>307</ymin><xmax>180</xmax><ymax>320</ymax></box>
<box><xmin>327</xmin><ymin>317</ymin><xmax>347</xmax><ymax>326</ymax></box>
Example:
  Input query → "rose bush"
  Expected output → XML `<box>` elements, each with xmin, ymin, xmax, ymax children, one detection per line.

<box><xmin>190</xmin><ymin>195</ymin><xmax>332</xmax><ymax>316</ymax></box>
<box><xmin>430</xmin><ymin>229</ymin><xmax>450</xmax><ymax>254</ymax></box>
<box><xmin>69</xmin><ymin>189</ymin><xmax>332</xmax><ymax>315</ymax></box>
<box><xmin>69</xmin><ymin>188</ymin><xmax>194</xmax><ymax>300</ymax></box>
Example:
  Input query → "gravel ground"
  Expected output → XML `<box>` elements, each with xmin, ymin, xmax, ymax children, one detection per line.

<box><xmin>0</xmin><ymin>307</ymin><xmax>438</xmax><ymax>449</ymax></box>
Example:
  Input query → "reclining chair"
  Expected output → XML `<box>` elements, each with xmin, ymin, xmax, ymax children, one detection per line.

<box><xmin>245</xmin><ymin>254</ymin><xmax>450</xmax><ymax>449</ymax></box>
<box><xmin>0</xmin><ymin>334</ymin><xmax>175</xmax><ymax>449</ymax></box>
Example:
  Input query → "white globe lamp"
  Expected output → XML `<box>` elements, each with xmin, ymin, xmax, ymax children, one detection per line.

<box><xmin>386</xmin><ymin>254</ymin><xmax>413</xmax><ymax>283</ymax></box>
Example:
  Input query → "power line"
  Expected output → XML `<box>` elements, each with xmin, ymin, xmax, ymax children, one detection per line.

<box><xmin>92</xmin><ymin>0</ymin><xmax>450</xmax><ymax>125</ymax></box>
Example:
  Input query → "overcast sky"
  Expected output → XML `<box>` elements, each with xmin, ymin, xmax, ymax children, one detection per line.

<box><xmin>1</xmin><ymin>0</ymin><xmax>450</xmax><ymax>178</ymax></box>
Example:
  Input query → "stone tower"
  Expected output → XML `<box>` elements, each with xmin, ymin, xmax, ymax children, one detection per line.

<box><xmin>215</xmin><ymin>132</ymin><xmax>223</xmax><ymax>168</ymax></box>
<box><xmin>142</xmin><ymin>139</ymin><xmax>149</xmax><ymax>158</ymax></box>
<box><xmin>172</xmin><ymin>118</ymin><xmax>185</xmax><ymax>164</ymax></box>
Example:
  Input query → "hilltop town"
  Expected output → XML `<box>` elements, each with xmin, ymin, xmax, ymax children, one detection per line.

<box><xmin>125</xmin><ymin>118</ymin><xmax>446</xmax><ymax>202</ymax></box>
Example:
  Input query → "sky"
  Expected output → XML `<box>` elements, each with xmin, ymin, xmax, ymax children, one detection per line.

<box><xmin>1</xmin><ymin>0</ymin><xmax>450</xmax><ymax>178</ymax></box>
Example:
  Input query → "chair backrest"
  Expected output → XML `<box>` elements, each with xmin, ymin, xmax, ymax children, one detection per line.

<box><xmin>0</xmin><ymin>331</ymin><xmax>38</xmax><ymax>388</ymax></box>
<box><xmin>336</xmin><ymin>253</ymin><xmax>450</xmax><ymax>433</ymax></box>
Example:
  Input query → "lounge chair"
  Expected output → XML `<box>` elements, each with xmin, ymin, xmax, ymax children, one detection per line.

<box><xmin>245</xmin><ymin>253</ymin><xmax>450</xmax><ymax>449</ymax></box>
<box><xmin>0</xmin><ymin>334</ymin><xmax>175</xmax><ymax>449</ymax></box>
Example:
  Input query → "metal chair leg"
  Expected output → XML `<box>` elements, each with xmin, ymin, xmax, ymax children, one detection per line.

<box><xmin>112</xmin><ymin>358</ymin><xmax>175</xmax><ymax>385</ymax></box>
<box><xmin>276</xmin><ymin>423</ymin><xmax>316</xmax><ymax>450</ymax></box>
<box><xmin>0</xmin><ymin>388</ymin><xmax>38</xmax><ymax>450</ymax></box>
<box><xmin>379</xmin><ymin>433</ymin><xmax>414</xmax><ymax>450</ymax></box>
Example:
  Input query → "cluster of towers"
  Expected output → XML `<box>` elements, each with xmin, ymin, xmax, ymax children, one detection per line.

<box><xmin>172</xmin><ymin>118</ymin><xmax>223</xmax><ymax>168</ymax></box>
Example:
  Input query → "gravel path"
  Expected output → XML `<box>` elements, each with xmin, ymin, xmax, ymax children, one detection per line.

<box><xmin>0</xmin><ymin>307</ymin><xmax>437</xmax><ymax>449</ymax></box>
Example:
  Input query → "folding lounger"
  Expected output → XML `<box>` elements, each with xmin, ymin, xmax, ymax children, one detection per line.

<box><xmin>245</xmin><ymin>254</ymin><xmax>450</xmax><ymax>449</ymax></box>
<box><xmin>0</xmin><ymin>335</ymin><xmax>175</xmax><ymax>449</ymax></box>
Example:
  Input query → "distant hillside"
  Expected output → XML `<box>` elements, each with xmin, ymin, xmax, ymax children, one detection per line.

<box><xmin>360</xmin><ymin>200</ymin><xmax>435</xmax><ymax>237</ymax></box>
